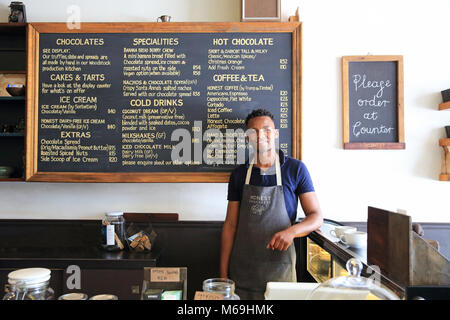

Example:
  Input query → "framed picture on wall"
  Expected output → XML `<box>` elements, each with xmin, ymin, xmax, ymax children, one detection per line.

<box><xmin>342</xmin><ymin>55</ymin><xmax>405</xmax><ymax>150</ymax></box>
<box><xmin>241</xmin><ymin>0</ymin><xmax>281</xmax><ymax>22</ymax></box>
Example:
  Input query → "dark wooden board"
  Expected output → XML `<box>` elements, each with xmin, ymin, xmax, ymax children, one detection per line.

<box><xmin>367</xmin><ymin>206</ymin><xmax>412</xmax><ymax>287</ymax></box>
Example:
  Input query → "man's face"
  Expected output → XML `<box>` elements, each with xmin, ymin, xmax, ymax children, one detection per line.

<box><xmin>246</xmin><ymin>116</ymin><xmax>278</xmax><ymax>154</ymax></box>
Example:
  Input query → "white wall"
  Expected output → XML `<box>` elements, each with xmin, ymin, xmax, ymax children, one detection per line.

<box><xmin>0</xmin><ymin>0</ymin><xmax>448</xmax><ymax>222</ymax></box>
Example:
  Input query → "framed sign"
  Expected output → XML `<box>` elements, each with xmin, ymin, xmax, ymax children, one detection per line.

<box><xmin>26</xmin><ymin>22</ymin><xmax>302</xmax><ymax>182</ymax></box>
<box><xmin>241</xmin><ymin>0</ymin><xmax>281</xmax><ymax>22</ymax></box>
<box><xmin>342</xmin><ymin>55</ymin><xmax>405</xmax><ymax>150</ymax></box>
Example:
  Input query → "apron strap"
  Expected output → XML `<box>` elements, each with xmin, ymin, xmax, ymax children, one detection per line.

<box><xmin>245</xmin><ymin>152</ymin><xmax>282</xmax><ymax>186</ymax></box>
<box><xmin>245</xmin><ymin>162</ymin><xmax>253</xmax><ymax>185</ymax></box>
<box><xmin>275</xmin><ymin>153</ymin><xmax>282</xmax><ymax>186</ymax></box>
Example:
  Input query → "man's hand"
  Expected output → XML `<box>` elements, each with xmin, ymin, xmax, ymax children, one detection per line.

<box><xmin>266</xmin><ymin>228</ymin><xmax>296</xmax><ymax>251</ymax></box>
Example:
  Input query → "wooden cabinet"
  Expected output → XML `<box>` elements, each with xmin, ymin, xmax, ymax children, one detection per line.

<box><xmin>62</xmin><ymin>268</ymin><xmax>144</xmax><ymax>300</ymax></box>
<box><xmin>0</xmin><ymin>23</ymin><xmax>26</xmax><ymax>181</ymax></box>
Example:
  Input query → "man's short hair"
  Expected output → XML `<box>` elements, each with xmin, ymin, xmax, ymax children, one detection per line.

<box><xmin>245</xmin><ymin>109</ymin><xmax>275</xmax><ymax>127</ymax></box>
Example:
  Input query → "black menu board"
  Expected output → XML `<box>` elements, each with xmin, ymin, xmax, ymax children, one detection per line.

<box><xmin>26</xmin><ymin>23</ymin><xmax>302</xmax><ymax>182</ymax></box>
<box><xmin>342</xmin><ymin>56</ymin><xmax>404</xmax><ymax>150</ymax></box>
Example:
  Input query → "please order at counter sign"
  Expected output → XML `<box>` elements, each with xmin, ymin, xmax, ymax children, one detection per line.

<box><xmin>342</xmin><ymin>55</ymin><xmax>405</xmax><ymax>150</ymax></box>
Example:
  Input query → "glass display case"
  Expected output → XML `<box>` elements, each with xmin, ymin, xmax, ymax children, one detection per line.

<box><xmin>332</xmin><ymin>258</ymin><xmax>349</xmax><ymax>278</ymax></box>
<box><xmin>307</xmin><ymin>258</ymin><xmax>400</xmax><ymax>300</ymax></box>
<box><xmin>307</xmin><ymin>238</ymin><xmax>331</xmax><ymax>282</ymax></box>
<box><xmin>307</xmin><ymin>238</ymin><xmax>348</xmax><ymax>283</ymax></box>
<box><xmin>305</xmin><ymin>217</ymin><xmax>412</xmax><ymax>299</ymax></box>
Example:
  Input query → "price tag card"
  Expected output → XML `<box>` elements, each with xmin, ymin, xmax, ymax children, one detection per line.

<box><xmin>194</xmin><ymin>291</ymin><xmax>223</xmax><ymax>300</ymax></box>
<box><xmin>150</xmin><ymin>267</ymin><xmax>180</xmax><ymax>282</ymax></box>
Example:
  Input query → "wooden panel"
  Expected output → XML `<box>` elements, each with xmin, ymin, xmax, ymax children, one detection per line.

<box><xmin>25</xmin><ymin>172</ymin><xmax>232</xmax><ymax>183</ymax></box>
<box><xmin>344</xmin><ymin>142</ymin><xmax>406</xmax><ymax>150</ymax></box>
<box><xmin>29</xmin><ymin>22</ymin><xmax>297</xmax><ymax>34</ymax></box>
<box><xmin>25</xmin><ymin>23</ymin><xmax>36</xmax><ymax>181</ymax></box>
<box><xmin>367</xmin><ymin>206</ymin><xmax>412</xmax><ymax>287</ymax></box>
<box><xmin>124</xmin><ymin>212</ymin><xmax>179</xmax><ymax>222</ymax></box>
<box><xmin>62</xmin><ymin>268</ymin><xmax>143</xmax><ymax>300</ymax></box>
<box><xmin>342</xmin><ymin>57</ymin><xmax>350</xmax><ymax>144</ymax></box>
<box><xmin>397</xmin><ymin>56</ymin><xmax>405</xmax><ymax>143</ymax></box>
<box><xmin>411</xmin><ymin>233</ymin><xmax>450</xmax><ymax>286</ymax></box>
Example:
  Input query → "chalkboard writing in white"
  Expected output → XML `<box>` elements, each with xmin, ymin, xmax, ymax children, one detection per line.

<box><xmin>342</xmin><ymin>56</ymin><xmax>404</xmax><ymax>150</ymax></box>
<box><xmin>36</xmin><ymin>32</ymin><xmax>292</xmax><ymax>173</ymax></box>
<box><xmin>349</xmin><ymin>61</ymin><xmax>397</xmax><ymax>142</ymax></box>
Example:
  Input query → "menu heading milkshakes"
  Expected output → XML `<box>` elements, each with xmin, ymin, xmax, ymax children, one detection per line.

<box><xmin>37</xmin><ymin>33</ymin><xmax>292</xmax><ymax>173</ymax></box>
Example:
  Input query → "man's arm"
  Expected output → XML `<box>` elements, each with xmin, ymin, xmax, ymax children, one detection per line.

<box><xmin>266</xmin><ymin>191</ymin><xmax>323</xmax><ymax>251</ymax></box>
<box><xmin>220</xmin><ymin>201</ymin><xmax>240</xmax><ymax>278</ymax></box>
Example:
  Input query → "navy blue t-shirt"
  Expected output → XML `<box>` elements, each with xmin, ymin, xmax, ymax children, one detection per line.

<box><xmin>227</xmin><ymin>150</ymin><xmax>315</xmax><ymax>223</ymax></box>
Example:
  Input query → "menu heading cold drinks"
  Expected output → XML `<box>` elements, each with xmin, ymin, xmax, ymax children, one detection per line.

<box><xmin>37</xmin><ymin>32</ymin><xmax>293</xmax><ymax>173</ymax></box>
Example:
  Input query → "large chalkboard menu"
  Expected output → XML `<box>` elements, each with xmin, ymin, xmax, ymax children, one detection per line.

<box><xmin>342</xmin><ymin>56</ymin><xmax>405</xmax><ymax>150</ymax></box>
<box><xmin>26</xmin><ymin>23</ymin><xmax>302</xmax><ymax>182</ymax></box>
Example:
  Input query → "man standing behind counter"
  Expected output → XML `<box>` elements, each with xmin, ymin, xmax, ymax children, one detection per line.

<box><xmin>220</xmin><ymin>109</ymin><xmax>323</xmax><ymax>300</ymax></box>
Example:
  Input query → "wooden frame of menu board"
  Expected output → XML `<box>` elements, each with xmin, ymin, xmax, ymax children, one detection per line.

<box><xmin>342</xmin><ymin>55</ymin><xmax>405</xmax><ymax>150</ymax></box>
<box><xmin>26</xmin><ymin>22</ymin><xmax>302</xmax><ymax>182</ymax></box>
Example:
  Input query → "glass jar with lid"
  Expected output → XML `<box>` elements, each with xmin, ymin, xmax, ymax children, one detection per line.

<box><xmin>101</xmin><ymin>211</ymin><xmax>125</xmax><ymax>251</ymax></box>
<box><xmin>306</xmin><ymin>258</ymin><xmax>400</xmax><ymax>300</ymax></box>
<box><xmin>3</xmin><ymin>268</ymin><xmax>54</xmax><ymax>300</ymax></box>
<box><xmin>203</xmin><ymin>278</ymin><xmax>240</xmax><ymax>300</ymax></box>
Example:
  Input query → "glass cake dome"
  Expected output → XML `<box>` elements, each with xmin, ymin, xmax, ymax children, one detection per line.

<box><xmin>306</xmin><ymin>258</ymin><xmax>400</xmax><ymax>300</ymax></box>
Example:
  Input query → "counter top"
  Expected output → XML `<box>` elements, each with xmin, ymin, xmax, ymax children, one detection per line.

<box><xmin>312</xmin><ymin>223</ymin><xmax>368</xmax><ymax>263</ymax></box>
<box><xmin>0</xmin><ymin>219</ymin><xmax>161</xmax><ymax>269</ymax></box>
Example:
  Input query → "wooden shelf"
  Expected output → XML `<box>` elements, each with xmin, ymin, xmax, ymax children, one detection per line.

<box><xmin>0</xmin><ymin>23</ymin><xmax>26</xmax><ymax>183</ymax></box>
<box><xmin>439</xmin><ymin>174</ymin><xmax>450</xmax><ymax>181</ymax></box>
<box><xmin>439</xmin><ymin>101</ymin><xmax>450</xmax><ymax>110</ymax></box>
<box><xmin>0</xmin><ymin>23</ymin><xmax>26</xmax><ymax>27</ymax></box>
<box><xmin>0</xmin><ymin>23</ymin><xmax>26</xmax><ymax>32</ymax></box>
<box><xmin>0</xmin><ymin>96</ymin><xmax>25</xmax><ymax>101</ymax></box>
<box><xmin>0</xmin><ymin>70</ymin><xmax>26</xmax><ymax>74</ymax></box>
<box><xmin>0</xmin><ymin>48</ymin><xmax>26</xmax><ymax>52</ymax></box>
<box><xmin>0</xmin><ymin>133</ymin><xmax>24</xmax><ymax>137</ymax></box>
<box><xmin>439</xmin><ymin>138</ymin><xmax>450</xmax><ymax>147</ymax></box>
<box><xmin>0</xmin><ymin>177</ymin><xmax>24</xmax><ymax>182</ymax></box>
